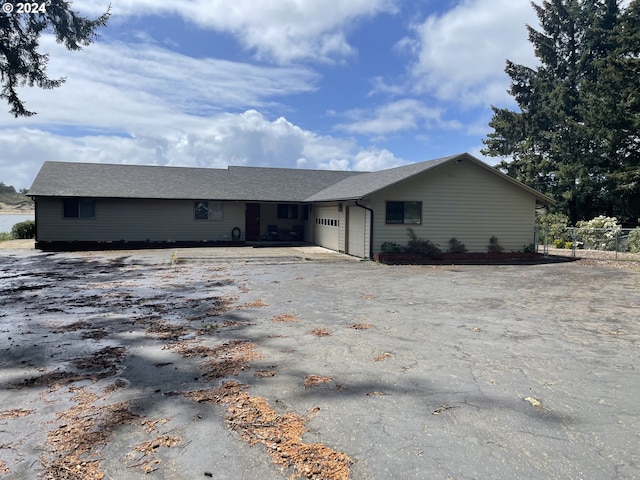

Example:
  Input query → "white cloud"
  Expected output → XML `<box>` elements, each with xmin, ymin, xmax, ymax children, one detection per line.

<box><xmin>0</xmin><ymin>110</ymin><xmax>407</xmax><ymax>189</ymax></box>
<box><xmin>400</xmin><ymin>0</ymin><xmax>538</xmax><ymax>107</ymax></box>
<box><xmin>73</xmin><ymin>0</ymin><xmax>398</xmax><ymax>64</ymax></box>
<box><xmin>0</xmin><ymin>36</ymin><xmax>318</xmax><ymax>133</ymax></box>
<box><xmin>334</xmin><ymin>99</ymin><xmax>462</xmax><ymax>138</ymax></box>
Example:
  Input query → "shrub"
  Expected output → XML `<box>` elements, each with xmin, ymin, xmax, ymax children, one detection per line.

<box><xmin>537</xmin><ymin>212</ymin><xmax>570</xmax><ymax>245</ymax></box>
<box><xmin>447</xmin><ymin>238</ymin><xmax>467</xmax><ymax>253</ymax></box>
<box><xmin>629</xmin><ymin>227</ymin><xmax>640</xmax><ymax>254</ymax></box>
<box><xmin>576</xmin><ymin>215</ymin><xmax>621</xmax><ymax>250</ymax></box>
<box><xmin>0</xmin><ymin>232</ymin><xmax>11</xmax><ymax>242</ymax></box>
<box><xmin>487</xmin><ymin>235</ymin><xmax>504</xmax><ymax>253</ymax></box>
<box><xmin>553</xmin><ymin>239</ymin><xmax>565</xmax><ymax>248</ymax></box>
<box><xmin>405</xmin><ymin>228</ymin><xmax>442</xmax><ymax>259</ymax></box>
<box><xmin>10</xmin><ymin>220</ymin><xmax>35</xmax><ymax>239</ymax></box>
<box><xmin>381</xmin><ymin>242</ymin><xmax>404</xmax><ymax>253</ymax></box>
<box><xmin>523</xmin><ymin>243</ymin><xmax>536</xmax><ymax>253</ymax></box>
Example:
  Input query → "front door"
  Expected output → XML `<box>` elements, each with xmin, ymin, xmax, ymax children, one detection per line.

<box><xmin>245</xmin><ymin>203</ymin><xmax>261</xmax><ymax>241</ymax></box>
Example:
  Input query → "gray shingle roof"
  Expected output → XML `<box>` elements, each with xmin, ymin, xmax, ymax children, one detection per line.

<box><xmin>28</xmin><ymin>162</ymin><xmax>362</xmax><ymax>201</ymax></box>
<box><xmin>27</xmin><ymin>153</ymin><xmax>555</xmax><ymax>205</ymax></box>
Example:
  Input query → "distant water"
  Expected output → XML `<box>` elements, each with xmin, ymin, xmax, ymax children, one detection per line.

<box><xmin>0</xmin><ymin>214</ymin><xmax>34</xmax><ymax>233</ymax></box>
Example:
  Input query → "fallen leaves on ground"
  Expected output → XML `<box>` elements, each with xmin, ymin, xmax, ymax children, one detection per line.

<box><xmin>0</xmin><ymin>409</ymin><xmax>34</xmax><ymax>419</ymax></box>
<box><xmin>272</xmin><ymin>313</ymin><xmax>300</xmax><ymax>322</ymax></box>
<box><xmin>41</xmin><ymin>386</ymin><xmax>139</xmax><ymax>480</ymax></box>
<box><xmin>128</xmin><ymin>434</ymin><xmax>183</xmax><ymax>474</ymax></box>
<box><xmin>184</xmin><ymin>382</ymin><xmax>352</xmax><ymax>480</ymax></box>
<box><xmin>166</xmin><ymin>338</ymin><xmax>264</xmax><ymax>379</ymax></box>
<box><xmin>52</xmin><ymin>321</ymin><xmax>91</xmax><ymax>333</ymax></box>
<box><xmin>432</xmin><ymin>405</ymin><xmax>456</xmax><ymax>415</ymax></box>
<box><xmin>72</xmin><ymin>346</ymin><xmax>126</xmax><ymax>372</ymax></box>
<box><xmin>524</xmin><ymin>396</ymin><xmax>549</xmax><ymax>411</ymax></box>
<box><xmin>350</xmin><ymin>324</ymin><xmax>373</xmax><ymax>330</ymax></box>
<box><xmin>237</xmin><ymin>299</ymin><xmax>269</xmax><ymax>309</ymax></box>
<box><xmin>310</xmin><ymin>328</ymin><xmax>331</xmax><ymax>337</ymax></box>
<box><xmin>146</xmin><ymin>321</ymin><xmax>188</xmax><ymax>340</ymax></box>
<box><xmin>373</xmin><ymin>353</ymin><xmax>395</xmax><ymax>362</ymax></box>
<box><xmin>304</xmin><ymin>375</ymin><xmax>333</xmax><ymax>388</ymax></box>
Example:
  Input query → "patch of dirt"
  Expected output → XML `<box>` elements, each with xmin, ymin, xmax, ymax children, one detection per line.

<box><xmin>184</xmin><ymin>382</ymin><xmax>352</xmax><ymax>480</ymax></box>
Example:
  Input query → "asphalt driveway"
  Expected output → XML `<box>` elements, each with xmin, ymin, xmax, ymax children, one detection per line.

<box><xmin>1</xmin><ymin>246</ymin><xmax>638</xmax><ymax>479</ymax></box>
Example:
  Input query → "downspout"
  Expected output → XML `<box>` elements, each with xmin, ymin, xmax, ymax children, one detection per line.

<box><xmin>355</xmin><ymin>200</ymin><xmax>374</xmax><ymax>259</ymax></box>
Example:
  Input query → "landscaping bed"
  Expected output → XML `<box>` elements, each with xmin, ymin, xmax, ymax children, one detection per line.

<box><xmin>373</xmin><ymin>251</ymin><xmax>571</xmax><ymax>265</ymax></box>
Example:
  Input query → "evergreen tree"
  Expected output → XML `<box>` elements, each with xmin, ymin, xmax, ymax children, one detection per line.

<box><xmin>482</xmin><ymin>0</ymin><xmax>640</xmax><ymax>225</ymax></box>
<box><xmin>0</xmin><ymin>1</ymin><xmax>110</xmax><ymax>117</ymax></box>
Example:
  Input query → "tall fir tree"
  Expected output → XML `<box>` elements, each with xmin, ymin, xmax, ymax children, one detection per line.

<box><xmin>482</xmin><ymin>0</ymin><xmax>640</xmax><ymax>225</ymax></box>
<box><xmin>0</xmin><ymin>1</ymin><xmax>110</xmax><ymax>117</ymax></box>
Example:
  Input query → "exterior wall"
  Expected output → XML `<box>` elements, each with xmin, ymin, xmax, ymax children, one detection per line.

<box><xmin>35</xmin><ymin>197</ymin><xmax>246</xmax><ymax>242</ymax></box>
<box><xmin>369</xmin><ymin>161</ymin><xmax>537</xmax><ymax>253</ymax></box>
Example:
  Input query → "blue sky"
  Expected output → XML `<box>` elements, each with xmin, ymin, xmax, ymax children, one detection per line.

<box><xmin>0</xmin><ymin>0</ymin><xmax>541</xmax><ymax>190</ymax></box>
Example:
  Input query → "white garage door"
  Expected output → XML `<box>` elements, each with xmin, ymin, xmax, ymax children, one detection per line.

<box><xmin>314</xmin><ymin>206</ymin><xmax>340</xmax><ymax>251</ymax></box>
<box><xmin>347</xmin><ymin>206</ymin><xmax>366</xmax><ymax>258</ymax></box>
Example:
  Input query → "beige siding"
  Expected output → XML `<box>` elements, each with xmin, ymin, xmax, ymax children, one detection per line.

<box><xmin>369</xmin><ymin>161</ymin><xmax>536</xmax><ymax>253</ymax></box>
<box><xmin>35</xmin><ymin>198</ymin><xmax>246</xmax><ymax>242</ymax></box>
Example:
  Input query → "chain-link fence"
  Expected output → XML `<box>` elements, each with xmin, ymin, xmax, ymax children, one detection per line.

<box><xmin>537</xmin><ymin>226</ymin><xmax>640</xmax><ymax>261</ymax></box>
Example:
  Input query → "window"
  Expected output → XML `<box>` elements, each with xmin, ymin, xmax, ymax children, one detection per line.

<box><xmin>277</xmin><ymin>204</ymin><xmax>298</xmax><ymax>219</ymax></box>
<box><xmin>385</xmin><ymin>201</ymin><xmax>422</xmax><ymax>224</ymax></box>
<box><xmin>195</xmin><ymin>201</ymin><xmax>209</xmax><ymax>220</ymax></box>
<box><xmin>194</xmin><ymin>201</ymin><xmax>223</xmax><ymax>220</ymax></box>
<box><xmin>63</xmin><ymin>198</ymin><xmax>95</xmax><ymax>218</ymax></box>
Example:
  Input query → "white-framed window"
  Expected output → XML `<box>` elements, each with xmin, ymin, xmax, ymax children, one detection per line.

<box><xmin>385</xmin><ymin>201</ymin><xmax>422</xmax><ymax>224</ymax></box>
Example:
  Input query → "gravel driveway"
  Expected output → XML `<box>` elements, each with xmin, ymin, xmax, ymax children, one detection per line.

<box><xmin>1</xmin><ymin>247</ymin><xmax>639</xmax><ymax>479</ymax></box>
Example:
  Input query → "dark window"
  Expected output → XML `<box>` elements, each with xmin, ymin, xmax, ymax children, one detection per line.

<box><xmin>385</xmin><ymin>201</ymin><xmax>422</xmax><ymax>224</ymax></box>
<box><xmin>195</xmin><ymin>201</ymin><xmax>209</xmax><ymax>220</ymax></box>
<box><xmin>277</xmin><ymin>204</ymin><xmax>298</xmax><ymax>219</ymax></box>
<box><xmin>63</xmin><ymin>198</ymin><xmax>95</xmax><ymax>218</ymax></box>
